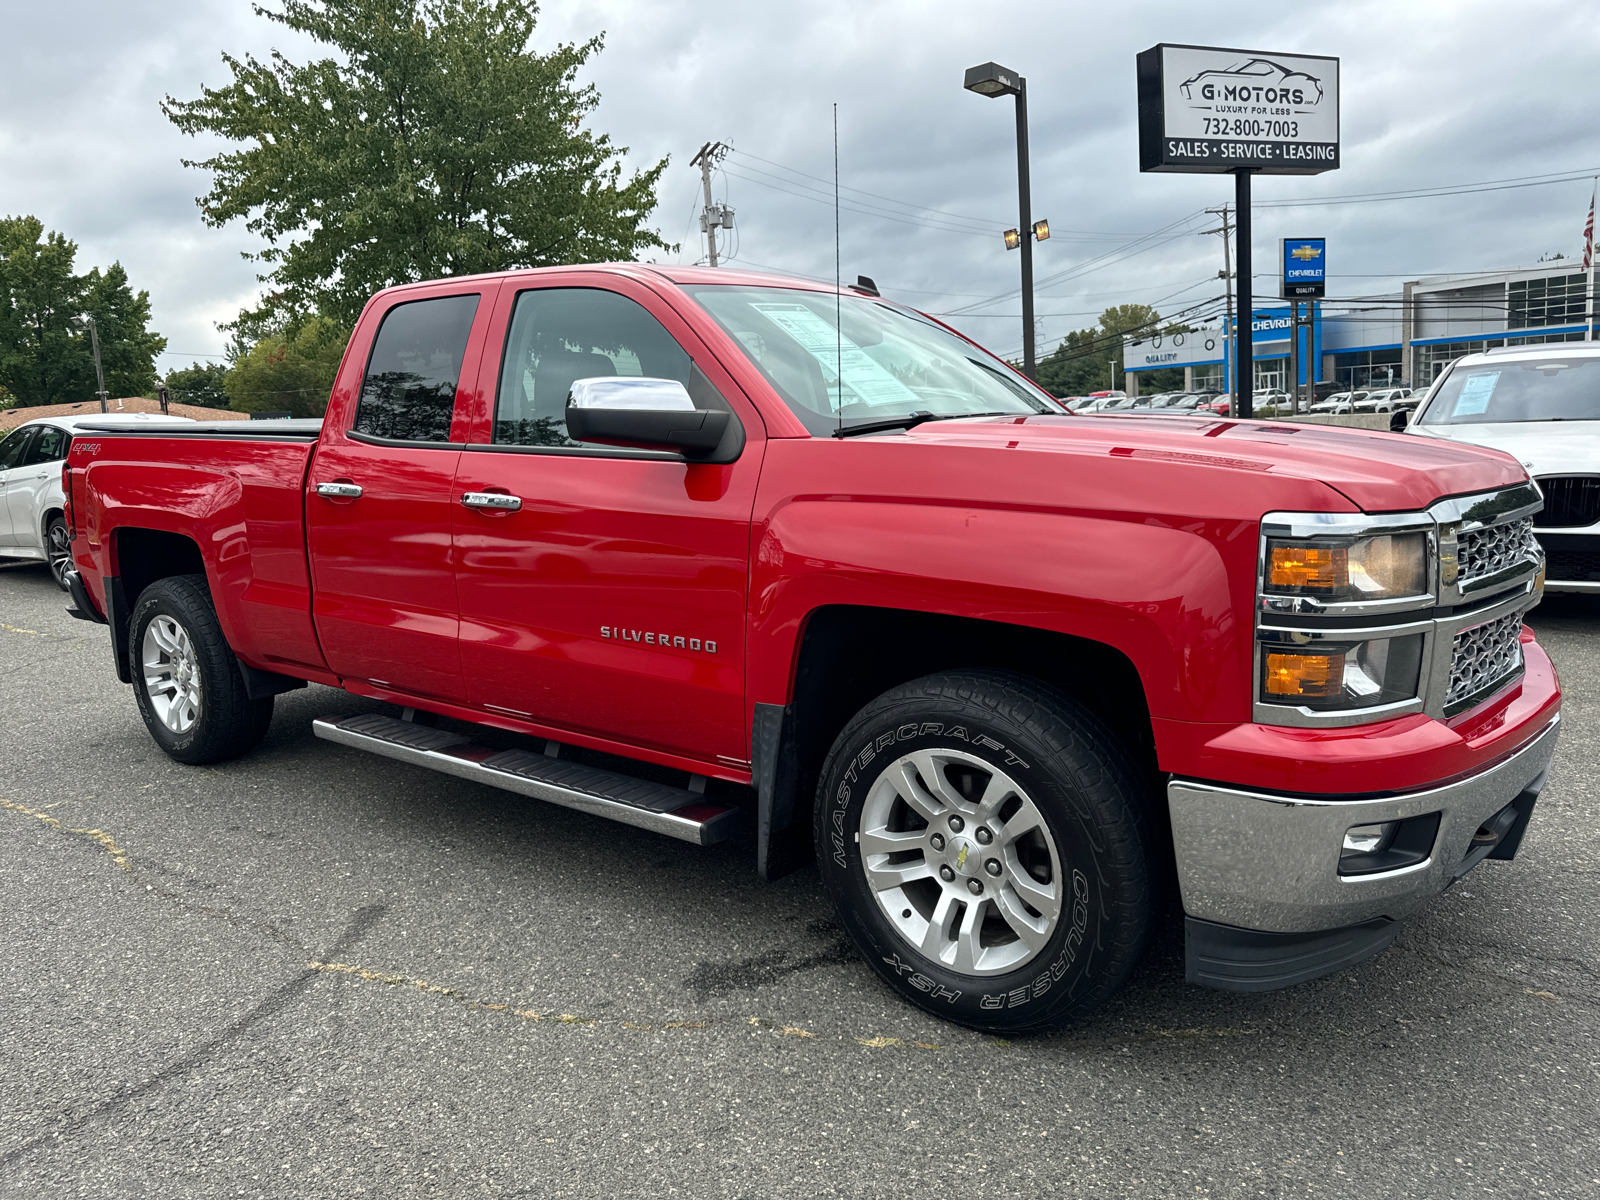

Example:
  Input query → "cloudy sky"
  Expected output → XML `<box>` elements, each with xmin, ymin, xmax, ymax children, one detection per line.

<box><xmin>5</xmin><ymin>0</ymin><xmax>1600</xmax><ymax>368</ymax></box>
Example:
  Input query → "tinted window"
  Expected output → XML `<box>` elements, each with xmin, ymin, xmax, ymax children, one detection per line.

<box><xmin>24</xmin><ymin>425</ymin><xmax>69</xmax><ymax>465</ymax></box>
<box><xmin>0</xmin><ymin>427</ymin><xmax>35</xmax><ymax>471</ymax></box>
<box><xmin>353</xmin><ymin>294</ymin><xmax>480</xmax><ymax>442</ymax></box>
<box><xmin>494</xmin><ymin>287</ymin><xmax>725</xmax><ymax>447</ymax></box>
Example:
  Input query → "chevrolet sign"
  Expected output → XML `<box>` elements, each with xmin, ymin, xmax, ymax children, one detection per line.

<box><xmin>1281</xmin><ymin>237</ymin><xmax>1326</xmax><ymax>298</ymax></box>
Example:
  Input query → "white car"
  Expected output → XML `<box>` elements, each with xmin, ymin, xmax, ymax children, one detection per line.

<box><xmin>1310</xmin><ymin>390</ymin><xmax>1367</xmax><ymax>414</ymax></box>
<box><xmin>1404</xmin><ymin>344</ymin><xmax>1600</xmax><ymax>593</ymax></box>
<box><xmin>1353</xmin><ymin>387</ymin><xmax>1412</xmax><ymax>413</ymax></box>
<box><xmin>0</xmin><ymin>413</ymin><xmax>194</xmax><ymax>589</ymax></box>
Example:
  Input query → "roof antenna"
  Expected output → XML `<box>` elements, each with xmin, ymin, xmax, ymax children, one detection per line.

<box><xmin>834</xmin><ymin>102</ymin><xmax>842</xmax><ymax>435</ymax></box>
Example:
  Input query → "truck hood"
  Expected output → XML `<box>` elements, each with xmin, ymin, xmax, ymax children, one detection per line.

<box><xmin>907</xmin><ymin>413</ymin><xmax>1528</xmax><ymax>513</ymax></box>
<box><xmin>1406</xmin><ymin>419</ymin><xmax>1600</xmax><ymax>480</ymax></box>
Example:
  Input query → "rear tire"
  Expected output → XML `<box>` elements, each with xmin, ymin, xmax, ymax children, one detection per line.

<box><xmin>46</xmin><ymin>514</ymin><xmax>71</xmax><ymax>592</ymax></box>
<box><xmin>815</xmin><ymin>670</ymin><xmax>1153</xmax><ymax>1034</ymax></box>
<box><xmin>130</xmin><ymin>574</ymin><xmax>274</xmax><ymax>764</ymax></box>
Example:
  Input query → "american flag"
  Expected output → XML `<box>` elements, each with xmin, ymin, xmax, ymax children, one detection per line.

<box><xmin>1586</xmin><ymin>188</ymin><xmax>1595</xmax><ymax>272</ymax></box>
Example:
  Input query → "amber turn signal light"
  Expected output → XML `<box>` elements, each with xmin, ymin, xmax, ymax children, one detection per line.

<box><xmin>1268</xmin><ymin>545</ymin><xmax>1346</xmax><ymax>591</ymax></box>
<box><xmin>1264</xmin><ymin>651</ymin><xmax>1345</xmax><ymax>698</ymax></box>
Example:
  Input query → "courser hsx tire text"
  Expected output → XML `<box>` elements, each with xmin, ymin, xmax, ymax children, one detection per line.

<box><xmin>815</xmin><ymin>670</ymin><xmax>1153</xmax><ymax>1033</ymax></box>
<box><xmin>130</xmin><ymin>574</ymin><xmax>274</xmax><ymax>764</ymax></box>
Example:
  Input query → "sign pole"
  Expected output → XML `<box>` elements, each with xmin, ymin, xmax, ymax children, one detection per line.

<box><xmin>1287</xmin><ymin>299</ymin><xmax>1298</xmax><ymax>415</ymax></box>
<box><xmin>1235</xmin><ymin>169</ymin><xmax>1253</xmax><ymax>420</ymax></box>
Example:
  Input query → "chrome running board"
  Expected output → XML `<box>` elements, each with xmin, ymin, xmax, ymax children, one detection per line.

<box><xmin>312</xmin><ymin>713</ymin><xmax>742</xmax><ymax>846</ymax></box>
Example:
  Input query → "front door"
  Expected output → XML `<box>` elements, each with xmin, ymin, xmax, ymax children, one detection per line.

<box><xmin>306</xmin><ymin>291</ymin><xmax>486</xmax><ymax>704</ymax></box>
<box><xmin>451</xmin><ymin>280</ymin><xmax>764</xmax><ymax>765</ymax></box>
<box><xmin>0</xmin><ymin>427</ymin><xmax>38</xmax><ymax>548</ymax></box>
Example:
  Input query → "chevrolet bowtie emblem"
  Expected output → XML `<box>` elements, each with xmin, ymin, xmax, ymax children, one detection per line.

<box><xmin>1291</xmin><ymin>245</ymin><xmax>1322</xmax><ymax>261</ymax></box>
<box><xmin>957</xmin><ymin>844</ymin><xmax>968</xmax><ymax>869</ymax></box>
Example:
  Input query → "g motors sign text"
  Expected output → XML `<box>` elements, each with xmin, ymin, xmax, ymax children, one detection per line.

<box><xmin>1137</xmin><ymin>44</ymin><xmax>1339</xmax><ymax>174</ymax></box>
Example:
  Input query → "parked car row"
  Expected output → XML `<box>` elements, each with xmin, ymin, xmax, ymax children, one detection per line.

<box><xmin>0</xmin><ymin>413</ymin><xmax>194</xmax><ymax>589</ymax></box>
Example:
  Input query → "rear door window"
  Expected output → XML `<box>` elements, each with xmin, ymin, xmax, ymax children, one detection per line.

<box><xmin>353</xmin><ymin>294</ymin><xmax>481</xmax><ymax>442</ymax></box>
<box><xmin>24</xmin><ymin>426</ymin><xmax>69</xmax><ymax>465</ymax></box>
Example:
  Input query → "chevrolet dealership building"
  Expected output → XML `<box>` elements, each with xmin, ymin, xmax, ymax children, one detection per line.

<box><xmin>1123</xmin><ymin>264</ymin><xmax>1595</xmax><ymax>395</ymax></box>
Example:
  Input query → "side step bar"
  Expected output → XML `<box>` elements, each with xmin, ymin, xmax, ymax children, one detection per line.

<box><xmin>312</xmin><ymin>713</ymin><xmax>742</xmax><ymax>846</ymax></box>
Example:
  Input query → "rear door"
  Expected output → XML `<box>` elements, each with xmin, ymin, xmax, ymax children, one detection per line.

<box><xmin>450</xmin><ymin>277</ymin><xmax>766</xmax><ymax>764</ymax></box>
<box><xmin>305</xmin><ymin>290</ymin><xmax>489</xmax><ymax>704</ymax></box>
<box><xmin>0</xmin><ymin>427</ymin><xmax>38</xmax><ymax>547</ymax></box>
<box><xmin>8</xmin><ymin>423</ymin><xmax>69</xmax><ymax>550</ymax></box>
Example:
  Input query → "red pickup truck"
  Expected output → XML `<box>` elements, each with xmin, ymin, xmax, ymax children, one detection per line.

<box><xmin>61</xmin><ymin>264</ymin><xmax>1559</xmax><ymax>1032</ymax></box>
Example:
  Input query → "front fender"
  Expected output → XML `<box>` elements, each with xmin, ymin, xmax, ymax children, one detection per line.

<box><xmin>747</xmin><ymin>493</ymin><xmax>1250</xmax><ymax>724</ymax></box>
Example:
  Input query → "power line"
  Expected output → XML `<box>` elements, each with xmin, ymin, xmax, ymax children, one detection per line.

<box><xmin>1256</xmin><ymin>166</ymin><xmax>1600</xmax><ymax>209</ymax></box>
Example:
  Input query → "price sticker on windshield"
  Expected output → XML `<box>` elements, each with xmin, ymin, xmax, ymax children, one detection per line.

<box><xmin>751</xmin><ymin>303</ymin><xmax>919</xmax><ymax>409</ymax></box>
<box><xmin>1452</xmin><ymin>372</ymin><xmax>1500</xmax><ymax>418</ymax></box>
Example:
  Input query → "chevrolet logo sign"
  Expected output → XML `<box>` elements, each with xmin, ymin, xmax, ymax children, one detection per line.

<box><xmin>1291</xmin><ymin>245</ymin><xmax>1322</xmax><ymax>261</ymax></box>
<box><xmin>957</xmin><ymin>845</ymin><xmax>969</xmax><ymax>869</ymax></box>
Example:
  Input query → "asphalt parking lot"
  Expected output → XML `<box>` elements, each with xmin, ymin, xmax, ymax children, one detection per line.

<box><xmin>1</xmin><ymin>563</ymin><xmax>1597</xmax><ymax>1199</ymax></box>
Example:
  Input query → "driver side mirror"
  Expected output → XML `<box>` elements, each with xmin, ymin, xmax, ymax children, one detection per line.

<box><xmin>1389</xmin><ymin>408</ymin><xmax>1409</xmax><ymax>433</ymax></box>
<box><xmin>564</xmin><ymin>377</ymin><xmax>737</xmax><ymax>461</ymax></box>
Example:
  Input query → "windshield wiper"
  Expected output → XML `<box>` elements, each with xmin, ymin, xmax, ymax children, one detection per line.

<box><xmin>831</xmin><ymin>410</ymin><xmax>1018</xmax><ymax>438</ymax></box>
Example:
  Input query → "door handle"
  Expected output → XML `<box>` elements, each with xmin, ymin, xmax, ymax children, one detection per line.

<box><xmin>461</xmin><ymin>492</ymin><xmax>522</xmax><ymax>512</ymax></box>
<box><xmin>316</xmin><ymin>481</ymin><xmax>363</xmax><ymax>498</ymax></box>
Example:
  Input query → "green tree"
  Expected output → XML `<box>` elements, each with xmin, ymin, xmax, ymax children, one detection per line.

<box><xmin>224</xmin><ymin>314</ymin><xmax>350</xmax><ymax>416</ymax></box>
<box><xmin>1035</xmin><ymin>304</ymin><xmax>1189</xmax><ymax>398</ymax></box>
<box><xmin>0</xmin><ymin>216</ymin><xmax>166</xmax><ymax>406</ymax></box>
<box><xmin>163</xmin><ymin>360</ymin><xmax>232</xmax><ymax>408</ymax></box>
<box><xmin>164</xmin><ymin>0</ymin><xmax>671</xmax><ymax>330</ymax></box>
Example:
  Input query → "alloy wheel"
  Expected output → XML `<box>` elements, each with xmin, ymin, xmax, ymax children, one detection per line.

<box><xmin>142</xmin><ymin>615</ymin><xmax>202</xmax><ymax>733</ymax></box>
<box><xmin>858</xmin><ymin>748</ymin><xmax>1063</xmax><ymax>976</ymax></box>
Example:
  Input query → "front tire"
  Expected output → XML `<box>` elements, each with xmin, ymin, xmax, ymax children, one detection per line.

<box><xmin>130</xmin><ymin>575</ymin><xmax>274</xmax><ymax>764</ymax></box>
<box><xmin>815</xmin><ymin>670</ymin><xmax>1154</xmax><ymax>1034</ymax></box>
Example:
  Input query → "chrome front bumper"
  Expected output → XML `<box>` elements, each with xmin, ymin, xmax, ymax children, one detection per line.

<box><xmin>1168</xmin><ymin>715</ymin><xmax>1560</xmax><ymax>934</ymax></box>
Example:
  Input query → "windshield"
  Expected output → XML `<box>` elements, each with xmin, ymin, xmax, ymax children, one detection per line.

<box><xmin>1420</xmin><ymin>356</ymin><xmax>1600</xmax><ymax>424</ymax></box>
<box><xmin>684</xmin><ymin>285</ymin><xmax>1056</xmax><ymax>435</ymax></box>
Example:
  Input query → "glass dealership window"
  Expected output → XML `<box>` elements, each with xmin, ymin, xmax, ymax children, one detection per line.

<box><xmin>352</xmin><ymin>293</ymin><xmax>480</xmax><ymax>442</ymax></box>
<box><xmin>1508</xmin><ymin>274</ymin><xmax>1587</xmax><ymax>329</ymax></box>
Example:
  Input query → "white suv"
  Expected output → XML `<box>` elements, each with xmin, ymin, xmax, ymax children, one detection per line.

<box><xmin>0</xmin><ymin>413</ymin><xmax>193</xmax><ymax>589</ymax></box>
<box><xmin>1404</xmin><ymin>344</ymin><xmax>1600</xmax><ymax>593</ymax></box>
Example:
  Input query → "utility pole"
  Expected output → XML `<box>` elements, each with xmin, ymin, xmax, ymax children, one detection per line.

<box><xmin>690</xmin><ymin>142</ymin><xmax>734</xmax><ymax>267</ymax></box>
<box><xmin>71</xmin><ymin>314</ymin><xmax>110</xmax><ymax>413</ymax></box>
<box><xmin>1202</xmin><ymin>206</ymin><xmax>1234</xmax><ymax>414</ymax></box>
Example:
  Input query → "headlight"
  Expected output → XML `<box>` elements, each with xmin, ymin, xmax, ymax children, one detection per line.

<box><xmin>1260</xmin><ymin>634</ymin><xmax>1425</xmax><ymax>712</ymax></box>
<box><xmin>1265</xmin><ymin>532</ymin><xmax>1427</xmax><ymax>601</ymax></box>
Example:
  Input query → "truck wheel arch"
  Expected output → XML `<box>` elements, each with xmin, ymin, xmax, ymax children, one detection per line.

<box><xmin>755</xmin><ymin>605</ymin><xmax>1160</xmax><ymax>881</ymax></box>
<box><xmin>105</xmin><ymin>528</ymin><xmax>209</xmax><ymax>684</ymax></box>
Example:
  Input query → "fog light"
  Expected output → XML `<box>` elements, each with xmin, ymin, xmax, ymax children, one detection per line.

<box><xmin>1342</xmin><ymin>821</ymin><xmax>1397</xmax><ymax>857</ymax></box>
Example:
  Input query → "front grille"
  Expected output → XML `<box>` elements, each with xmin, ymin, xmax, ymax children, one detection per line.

<box><xmin>1447</xmin><ymin>612</ymin><xmax>1524</xmax><ymax>710</ymax></box>
<box><xmin>1536</xmin><ymin>476</ymin><xmax>1600</xmax><ymax>528</ymax></box>
<box><xmin>1543</xmin><ymin>547</ymin><xmax>1600</xmax><ymax>581</ymax></box>
<box><xmin>1457</xmin><ymin>517</ymin><xmax>1537</xmax><ymax>588</ymax></box>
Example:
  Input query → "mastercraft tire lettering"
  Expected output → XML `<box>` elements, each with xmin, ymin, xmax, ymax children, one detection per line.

<box><xmin>129</xmin><ymin>574</ymin><xmax>275</xmax><ymax>765</ymax></box>
<box><xmin>814</xmin><ymin>670</ymin><xmax>1153</xmax><ymax>1033</ymax></box>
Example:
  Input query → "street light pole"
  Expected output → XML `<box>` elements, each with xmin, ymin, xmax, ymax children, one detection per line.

<box><xmin>964</xmin><ymin>62</ymin><xmax>1044</xmax><ymax>380</ymax></box>
<box><xmin>1013</xmin><ymin>82</ymin><xmax>1035</xmax><ymax>379</ymax></box>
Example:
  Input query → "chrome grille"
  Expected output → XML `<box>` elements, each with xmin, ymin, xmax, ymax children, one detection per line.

<box><xmin>1457</xmin><ymin>517</ymin><xmax>1537</xmax><ymax>588</ymax></box>
<box><xmin>1447</xmin><ymin>612</ymin><xmax>1524</xmax><ymax>710</ymax></box>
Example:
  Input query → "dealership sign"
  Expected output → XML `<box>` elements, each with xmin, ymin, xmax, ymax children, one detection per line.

<box><xmin>1282</xmin><ymin>238</ymin><xmax>1326</xmax><ymax>298</ymax></box>
<box><xmin>1136</xmin><ymin>44</ymin><xmax>1339</xmax><ymax>174</ymax></box>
